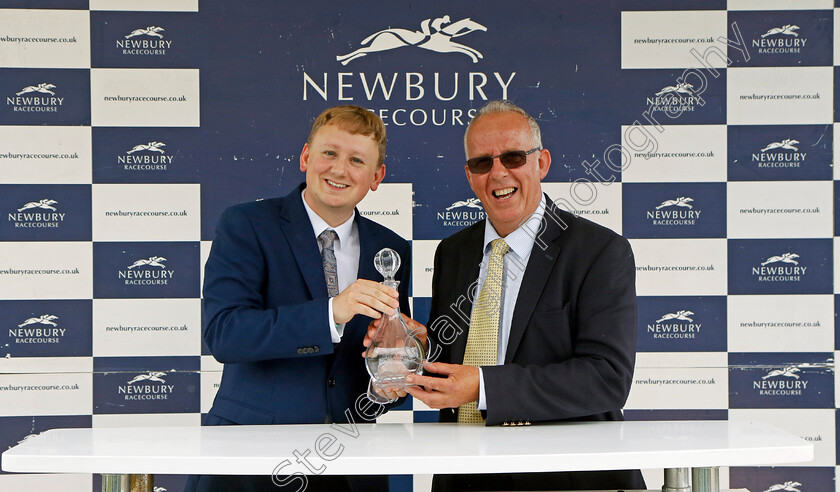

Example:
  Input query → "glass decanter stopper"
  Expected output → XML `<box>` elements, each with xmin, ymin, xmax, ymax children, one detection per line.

<box><xmin>365</xmin><ymin>248</ymin><xmax>426</xmax><ymax>403</ymax></box>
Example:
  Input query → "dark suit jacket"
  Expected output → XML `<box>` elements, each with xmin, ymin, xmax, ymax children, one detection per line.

<box><xmin>427</xmin><ymin>195</ymin><xmax>644</xmax><ymax>491</ymax></box>
<box><xmin>188</xmin><ymin>184</ymin><xmax>410</xmax><ymax>492</ymax></box>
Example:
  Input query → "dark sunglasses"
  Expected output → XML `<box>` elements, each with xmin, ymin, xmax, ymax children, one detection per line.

<box><xmin>466</xmin><ymin>147</ymin><xmax>541</xmax><ymax>174</ymax></box>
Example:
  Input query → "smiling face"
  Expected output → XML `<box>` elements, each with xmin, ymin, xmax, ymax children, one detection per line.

<box><xmin>465</xmin><ymin>111</ymin><xmax>551</xmax><ymax>237</ymax></box>
<box><xmin>300</xmin><ymin>123</ymin><xmax>385</xmax><ymax>226</ymax></box>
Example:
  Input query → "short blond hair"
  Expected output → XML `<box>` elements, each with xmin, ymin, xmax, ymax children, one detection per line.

<box><xmin>307</xmin><ymin>105</ymin><xmax>387</xmax><ymax>165</ymax></box>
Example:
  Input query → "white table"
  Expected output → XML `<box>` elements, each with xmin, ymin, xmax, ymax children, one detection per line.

<box><xmin>1</xmin><ymin>421</ymin><xmax>813</xmax><ymax>492</ymax></box>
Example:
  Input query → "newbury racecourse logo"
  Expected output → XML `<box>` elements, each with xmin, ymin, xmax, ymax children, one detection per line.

<box><xmin>119</xmin><ymin>141</ymin><xmax>173</xmax><ymax>171</ymax></box>
<box><xmin>10</xmin><ymin>314</ymin><xmax>66</xmax><ymax>344</ymax></box>
<box><xmin>126</xmin><ymin>27</ymin><xmax>165</xmax><ymax>39</ymax></box>
<box><xmin>753</xmin><ymin>24</ymin><xmax>806</xmax><ymax>54</ymax></box>
<box><xmin>437</xmin><ymin>197</ymin><xmax>485</xmax><ymax>228</ymax></box>
<box><xmin>646</xmin><ymin>197</ymin><xmax>700</xmax><ymax>226</ymax></box>
<box><xmin>764</xmin><ymin>482</ymin><xmax>801</xmax><ymax>492</ymax></box>
<box><xmin>337</xmin><ymin>15</ymin><xmax>486</xmax><ymax>65</ymax></box>
<box><xmin>646</xmin><ymin>82</ymin><xmax>702</xmax><ymax>114</ymax></box>
<box><xmin>762</xmin><ymin>25</ymin><xmax>799</xmax><ymax>37</ymax></box>
<box><xmin>8</xmin><ymin>199</ymin><xmax>65</xmax><ymax>228</ymax></box>
<box><xmin>647</xmin><ymin>310</ymin><xmax>700</xmax><ymax>339</ymax></box>
<box><xmin>7</xmin><ymin>83</ymin><xmax>63</xmax><ymax>112</ymax></box>
<box><xmin>753</xmin><ymin>253</ymin><xmax>805</xmax><ymax>282</ymax></box>
<box><xmin>119</xmin><ymin>372</ymin><xmax>175</xmax><ymax>401</ymax></box>
<box><xmin>753</xmin><ymin>366</ymin><xmax>807</xmax><ymax>396</ymax></box>
<box><xmin>752</xmin><ymin>138</ymin><xmax>806</xmax><ymax>169</ymax></box>
<box><xmin>118</xmin><ymin>256</ymin><xmax>173</xmax><ymax>285</ymax></box>
<box><xmin>303</xmin><ymin>15</ymin><xmax>515</xmax><ymax>127</ymax></box>
<box><xmin>116</xmin><ymin>26</ymin><xmax>171</xmax><ymax>55</ymax></box>
<box><xmin>18</xmin><ymin>315</ymin><xmax>58</xmax><ymax>327</ymax></box>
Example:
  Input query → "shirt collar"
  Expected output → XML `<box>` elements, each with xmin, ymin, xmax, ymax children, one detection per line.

<box><xmin>483</xmin><ymin>194</ymin><xmax>546</xmax><ymax>260</ymax></box>
<box><xmin>301</xmin><ymin>189</ymin><xmax>355</xmax><ymax>245</ymax></box>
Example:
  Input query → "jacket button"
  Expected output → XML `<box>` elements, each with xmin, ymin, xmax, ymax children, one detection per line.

<box><xmin>327</xmin><ymin>377</ymin><xmax>336</xmax><ymax>387</ymax></box>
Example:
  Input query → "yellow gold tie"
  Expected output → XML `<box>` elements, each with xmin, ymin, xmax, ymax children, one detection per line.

<box><xmin>458</xmin><ymin>238</ymin><xmax>510</xmax><ymax>424</ymax></box>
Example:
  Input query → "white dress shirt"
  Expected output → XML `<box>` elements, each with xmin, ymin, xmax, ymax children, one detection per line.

<box><xmin>301</xmin><ymin>190</ymin><xmax>360</xmax><ymax>342</ymax></box>
<box><xmin>476</xmin><ymin>195</ymin><xmax>546</xmax><ymax>409</ymax></box>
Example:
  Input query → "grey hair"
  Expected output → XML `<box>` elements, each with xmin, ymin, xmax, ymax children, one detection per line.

<box><xmin>463</xmin><ymin>100</ymin><xmax>542</xmax><ymax>157</ymax></box>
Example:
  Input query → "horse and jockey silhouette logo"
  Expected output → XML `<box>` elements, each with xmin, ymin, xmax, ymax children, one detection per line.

<box><xmin>446</xmin><ymin>197</ymin><xmax>483</xmax><ymax>211</ymax></box>
<box><xmin>125</xmin><ymin>26</ymin><xmax>165</xmax><ymax>39</ymax></box>
<box><xmin>762</xmin><ymin>25</ymin><xmax>799</xmax><ymax>38</ymax></box>
<box><xmin>655</xmin><ymin>197</ymin><xmax>693</xmax><ymax>210</ymax></box>
<box><xmin>761</xmin><ymin>253</ymin><xmax>799</xmax><ymax>266</ymax></box>
<box><xmin>127</xmin><ymin>372</ymin><xmax>167</xmax><ymax>384</ymax></box>
<box><xmin>656</xmin><ymin>310</ymin><xmax>694</xmax><ymax>323</ymax></box>
<box><xmin>764</xmin><ymin>482</ymin><xmax>801</xmax><ymax>492</ymax></box>
<box><xmin>17</xmin><ymin>199</ymin><xmax>58</xmax><ymax>212</ymax></box>
<box><xmin>761</xmin><ymin>139</ymin><xmax>799</xmax><ymax>152</ymax></box>
<box><xmin>337</xmin><ymin>15</ymin><xmax>486</xmax><ymax>65</ymax></box>
<box><xmin>127</xmin><ymin>256</ymin><xmax>167</xmax><ymax>269</ymax></box>
<box><xmin>18</xmin><ymin>315</ymin><xmax>59</xmax><ymax>328</ymax></box>
<box><xmin>16</xmin><ymin>83</ymin><xmax>56</xmax><ymax>96</ymax></box>
<box><xmin>762</xmin><ymin>366</ymin><xmax>801</xmax><ymax>380</ymax></box>
<box><xmin>127</xmin><ymin>142</ymin><xmax>166</xmax><ymax>154</ymax></box>
<box><xmin>655</xmin><ymin>82</ymin><xmax>695</xmax><ymax>96</ymax></box>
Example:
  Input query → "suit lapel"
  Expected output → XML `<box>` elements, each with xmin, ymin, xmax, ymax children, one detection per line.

<box><xmin>355</xmin><ymin>213</ymin><xmax>378</xmax><ymax>282</ymax></box>
<box><xmin>278</xmin><ymin>185</ymin><xmax>327</xmax><ymax>300</ymax></box>
<box><xmin>450</xmin><ymin>224</ymin><xmax>485</xmax><ymax>365</ymax></box>
<box><xmin>504</xmin><ymin>199</ymin><xmax>566</xmax><ymax>363</ymax></box>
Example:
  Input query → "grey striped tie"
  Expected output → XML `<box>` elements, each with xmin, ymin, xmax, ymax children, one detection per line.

<box><xmin>318</xmin><ymin>230</ymin><xmax>339</xmax><ymax>297</ymax></box>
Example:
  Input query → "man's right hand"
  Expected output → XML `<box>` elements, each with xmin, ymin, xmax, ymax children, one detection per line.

<box><xmin>363</xmin><ymin>314</ymin><xmax>428</xmax><ymax>355</ymax></box>
<box><xmin>332</xmin><ymin>279</ymin><xmax>399</xmax><ymax>325</ymax></box>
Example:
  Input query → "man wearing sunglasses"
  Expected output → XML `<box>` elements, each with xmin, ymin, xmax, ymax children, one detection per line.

<box><xmin>402</xmin><ymin>100</ymin><xmax>644</xmax><ymax>491</ymax></box>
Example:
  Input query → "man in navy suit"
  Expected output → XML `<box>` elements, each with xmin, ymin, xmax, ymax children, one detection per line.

<box><xmin>186</xmin><ymin>105</ymin><xmax>412</xmax><ymax>492</ymax></box>
<box><xmin>401</xmin><ymin>101</ymin><xmax>645</xmax><ymax>491</ymax></box>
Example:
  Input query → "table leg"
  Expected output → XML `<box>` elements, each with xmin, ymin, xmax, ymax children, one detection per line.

<box><xmin>662</xmin><ymin>467</ymin><xmax>691</xmax><ymax>492</ymax></box>
<box><xmin>691</xmin><ymin>467</ymin><xmax>720</xmax><ymax>492</ymax></box>
<box><xmin>101</xmin><ymin>473</ymin><xmax>154</xmax><ymax>492</ymax></box>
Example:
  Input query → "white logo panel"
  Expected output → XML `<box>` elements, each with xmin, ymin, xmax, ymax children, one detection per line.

<box><xmin>621</xmin><ymin>10</ymin><xmax>726</xmax><ymax>69</ymax></box>
<box><xmin>727</xmin><ymin>67</ymin><xmax>833</xmax><ymax>124</ymax></box>
<box><xmin>91</xmin><ymin>184</ymin><xmax>200</xmax><ymax>241</ymax></box>
<box><xmin>728</xmin><ymin>295</ymin><xmax>834</xmax><ymax>352</ymax></box>
<box><xmin>90</xmin><ymin>69</ymin><xmax>200</xmax><ymax>127</ymax></box>
<box><xmin>0</xmin><ymin>9</ymin><xmax>90</xmax><ymax>68</ymax></box>
<box><xmin>729</xmin><ymin>408</ymin><xmax>835</xmax><ymax>466</ymax></box>
<box><xmin>727</xmin><ymin>181</ymin><xmax>833</xmax><ymax>238</ymax></box>
<box><xmin>201</xmin><ymin>355</ymin><xmax>223</xmax><ymax>414</ymax></box>
<box><xmin>836</xmin><ymin>8</ymin><xmax>840</xmax><ymax>66</ymax></box>
<box><xmin>0</xmin><ymin>126</ymin><xmax>91</xmax><ymax>184</ymax></box>
<box><xmin>0</xmin><ymin>372</ymin><xmax>92</xmax><ymax>416</ymax></box>
<box><xmin>626</xmin><ymin>352</ymin><xmax>728</xmax><ymax>409</ymax></box>
<box><xmin>835</xmin><ymin>238</ymin><xmax>840</xmax><ymax>295</ymax></box>
<box><xmin>200</xmin><ymin>240</ymin><xmax>212</xmax><ymax>295</ymax></box>
<box><xmin>356</xmin><ymin>183</ymin><xmax>413</xmax><ymax>240</ymax></box>
<box><xmin>542</xmin><ymin>182</ymin><xmax>622</xmax><ymax>234</ymax></box>
<box><xmin>89</xmin><ymin>0</ymin><xmax>198</xmax><ymax>11</ymax></box>
<box><xmin>630</xmin><ymin>238</ymin><xmax>727</xmax><ymax>296</ymax></box>
<box><xmin>728</xmin><ymin>0</ymin><xmax>833</xmax><ymax>10</ymax></box>
<box><xmin>93</xmin><ymin>299</ymin><xmax>200</xmax><ymax>357</ymax></box>
<box><xmin>0</xmin><ymin>474</ymin><xmax>91</xmax><ymax>490</ymax></box>
<box><xmin>0</xmin><ymin>242</ymin><xmax>92</xmax><ymax>299</ymax></box>
<box><xmin>411</xmin><ymin>239</ymin><xmax>439</xmax><ymax>299</ymax></box>
<box><xmin>621</xmin><ymin>125</ymin><xmax>727</xmax><ymax>182</ymax></box>
<box><xmin>834</xmin><ymin>123</ymin><xmax>840</xmax><ymax>180</ymax></box>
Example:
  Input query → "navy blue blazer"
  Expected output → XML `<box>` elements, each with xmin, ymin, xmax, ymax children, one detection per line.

<box><xmin>203</xmin><ymin>184</ymin><xmax>411</xmax><ymax>425</ymax></box>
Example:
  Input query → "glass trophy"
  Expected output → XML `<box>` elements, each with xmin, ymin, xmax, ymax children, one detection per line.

<box><xmin>365</xmin><ymin>248</ymin><xmax>426</xmax><ymax>403</ymax></box>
